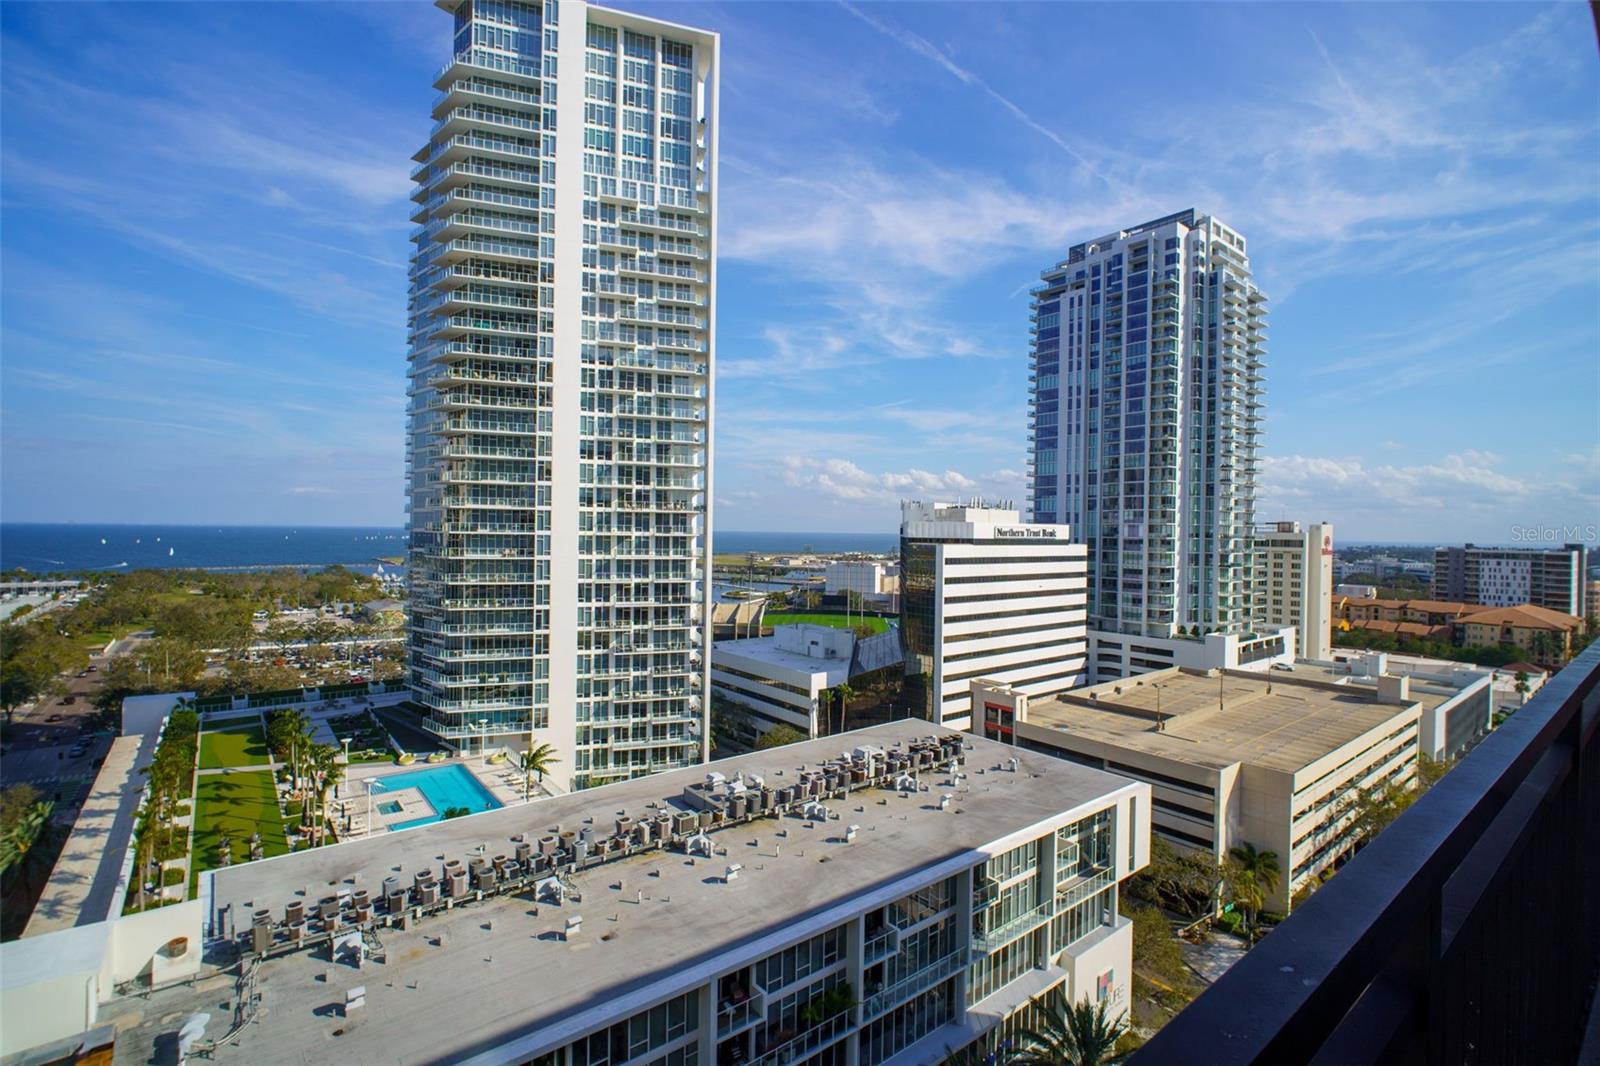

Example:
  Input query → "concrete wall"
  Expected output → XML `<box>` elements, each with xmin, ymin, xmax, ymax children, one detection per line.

<box><xmin>1060</xmin><ymin>915</ymin><xmax>1133</xmax><ymax>1019</ymax></box>
<box><xmin>1088</xmin><ymin>627</ymin><xmax>1294</xmax><ymax>684</ymax></box>
<box><xmin>121</xmin><ymin>691</ymin><xmax>195</xmax><ymax>737</ymax></box>
<box><xmin>105</xmin><ymin>898</ymin><xmax>205</xmax><ymax>988</ymax></box>
<box><xmin>0</xmin><ymin>924</ymin><xmax>107</xmax><ymax>1057</ymax></box>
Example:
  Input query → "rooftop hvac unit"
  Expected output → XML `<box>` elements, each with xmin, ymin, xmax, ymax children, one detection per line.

<box><xmin>1005</xmin><ymin>757</ymin><xmax>1020</xmax><ymax>773</ymax></box>
<box><xmin>938</xmin><ymin>794</ymin><xmax>952</xmax><ymax>811</ymax></box>
<box><xmin>724</xmin><ymin>863</ymin><xmax>743</xmax><ymax>882</ymax></box>
<box><xmin>687</xmin><ymin>833</ymin><xmax>713</xmax><ymax>856</ymax></box>
<box><xmin>894</xmin><ymin>774</ymin><xmax>917</xmax><ymax>792</ymax></box>
<box><xmin>844</xmin><ymin>824</ymin><xmax>859</xmax><ymax>843</ymax></box>
<box><xmin>564</xmin><ymin>915</ymin><xmax>583</xmax><ymax>940</ymax></box>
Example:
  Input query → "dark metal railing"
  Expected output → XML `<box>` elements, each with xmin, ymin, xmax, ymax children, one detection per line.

<box><xmin>1138</xmin><ymin>639</ymin><xmax>1600</xmax><ymax>1065</ymax></box>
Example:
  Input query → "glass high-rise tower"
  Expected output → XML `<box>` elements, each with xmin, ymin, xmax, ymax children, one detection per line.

<box><xmin>407</xmin><ymin>0</ymin><xmax>717</xmax><ymax>789</ymax></box>
<box><xmin>1027</xmin><ymin>210</ymin><xmax>1265</xmax><ymax>639</ymax></box>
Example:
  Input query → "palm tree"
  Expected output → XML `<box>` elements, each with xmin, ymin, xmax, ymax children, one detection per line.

<box><xmin>0</xmin><ymin>799</ymin><xmax>59</xmax><ymax>902</ymax></box>
<box><xmin>817</xmin><ymin>689</ymin><xmax>834</xmax><ymax>737</ymax></box>
<box><xmin>315</xmin><ymin>746</ymin><xmax>345</xmax><ymax>844</ymax></box>
<box><xmin>300</xmin><ymin>743</ymin><xmax>339</xmax><ymax>845</ymax></box>
<box><xmin>1227</xmin><ymin>842</ymin><xmax>1281</xmax><ymax>936</ymax></box>
<box><xmin>1012</xmin><ymin>989</ymin><xmax>1126</xmax><ymax>1066</ymax></box>
<box><xmin>833</xmin><ymin>683</ymin><xmax>856</xmax><ymax>735</ymax></box>
<box><xmin>520</xmin><ymin>742</ymin><xmax>561</xmax><ymax>801</ymax></box>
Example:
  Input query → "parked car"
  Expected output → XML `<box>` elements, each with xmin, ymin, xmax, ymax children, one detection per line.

<box><xmin>62</xmin><ymin>695</ymin><xmax>76</xmax><ymax>705</ymax></box>
<box><xmin>46</xmin><ymin>714</ymin><xmax>62</xmax><ymax>723</ymax></box>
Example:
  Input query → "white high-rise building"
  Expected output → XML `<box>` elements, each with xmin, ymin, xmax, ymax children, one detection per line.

<box><xmin>406</xmin><ymin>0</ymin><xmax>718</xmax><ymax>789</ymax></box>
<box><xmin>899</xmin><ymin>501</ymin><xmax>1087</xmax><ymax>730</ymax></box>
<box><xmin>1028</xmin><ymin>210</ymin><xmax>1266</xmax><ymax>640</ymax></box>
<box><xmin>1254</xmin><ymin>520</ymin><xmax>1334</xmax><ymax>661</ymax></box>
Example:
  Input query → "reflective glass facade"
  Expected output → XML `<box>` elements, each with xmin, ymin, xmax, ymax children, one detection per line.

<box><xmin>1028</xmin><ymin>210</ymin><xmax>1266</xmax><ymax>638</ymax></box>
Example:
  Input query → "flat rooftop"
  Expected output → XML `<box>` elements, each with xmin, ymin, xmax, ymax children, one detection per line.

<box><xmin>25</xmin><ymin>734</ymin><xmax>152</xmax><ymax>936</ymax></box>
<box><xmin>711</xmin><ymin>632</ymin><xmax>851</xmax><ymax>680</ymax></box>
<box><xmin>104</xmin><ymin>722</ymin><xmax>1135</xmax><ymax>1066</ymax></box>
<box><xmin>1025</xmin><ymin>669</ymin><xmax>1430</xmax><ymax>774</ymax></box>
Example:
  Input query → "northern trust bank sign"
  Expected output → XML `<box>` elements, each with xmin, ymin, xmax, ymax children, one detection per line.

<box><xmin>995</xmin><ymin>527</ymin><xmax>1059</xmax><ymax>539</ymax></box>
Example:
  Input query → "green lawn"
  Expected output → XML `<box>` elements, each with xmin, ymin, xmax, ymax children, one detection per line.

<box><xmin>191</xmin><ymin>770</ymin><xmax>290</xmax><ymax>873</ymax></box>
<box><xmin>765</xmin><ymin>612</ymin><xmax>890</xmax><ymax>634</ymax></box>
<box><xmin>198</xmin><ymin>721</ymin><xmax>270</xmax><ymax>769</ymax></box>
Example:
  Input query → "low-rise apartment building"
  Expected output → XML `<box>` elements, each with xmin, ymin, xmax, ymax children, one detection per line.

<box><xmin>1332</xmin><ymin>597</ymin><xmax>1586</xmax><ymax>669</ymax></box>
<box><xmin>1453</xmin><ymin>604</ymin><xmax>1586</xmax><ymax>669</ymax></box>
<box><xmin>970</xmin><ymin>666</ymin><xmax>1478</xmax><ymax>913</ymax></box>
<box><xmin>0</xmin><ymin>723</ymin><xmax>1151</xmax><ymax>1066</ymax></box>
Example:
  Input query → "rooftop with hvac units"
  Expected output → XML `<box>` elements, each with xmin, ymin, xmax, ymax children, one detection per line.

<box><xmin>0</xmin><ymin>721</ymin><xmax>1151</xmax><ymax>1066</ymax></box>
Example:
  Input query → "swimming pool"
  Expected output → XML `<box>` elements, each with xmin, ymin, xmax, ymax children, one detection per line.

<box><xmin>368</xmin><ymin>764</ymin><xmax>502</xmax><ymax>831</ymax></box>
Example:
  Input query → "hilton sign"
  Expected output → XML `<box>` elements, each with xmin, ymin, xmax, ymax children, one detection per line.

<box><xmin>995</xmin><ymin>527</ymin><xmax>1058</xmax><ymax>539</ymax></box>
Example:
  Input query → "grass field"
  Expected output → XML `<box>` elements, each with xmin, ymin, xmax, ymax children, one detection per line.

<box><xmin>765</xmin><ymin>612</ymin><xmax>891</xmax><ymax>634</ymax></box>
<box><xmin>198</xmin><ymin>721</ymin><xmax>270</xmax><ymax>769</ymax></box>
<box><xmin>191</xmin><ymin>770</ymin><xmax>290</xmax><ymax>873</ymax></box>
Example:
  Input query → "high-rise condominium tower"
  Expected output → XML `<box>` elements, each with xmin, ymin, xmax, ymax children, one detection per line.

<box><xmin>1028</xmin><ymin>210</ymin><xmax>1266</xmax><ymax>639</ymax></box>
<box><xmin>407</xmin><ymin>0</ymin><xmax>717</xmax><ymax>790</ymax></box>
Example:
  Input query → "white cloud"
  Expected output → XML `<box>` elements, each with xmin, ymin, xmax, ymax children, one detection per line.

<box><xmin>1260</xmin><ymin>449</ymin><xmax>1598</xmax><ymax>541</ymax></box>
<box><xmin>778</xmin><ymin>456</ymin><xmax>1025</xmax><ymax>509</ymax></box>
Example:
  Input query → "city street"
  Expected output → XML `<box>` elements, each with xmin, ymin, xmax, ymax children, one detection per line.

<box><xmin>1</xmin><ymin>642</ymin><xmax>130</xmax><ymax>812</ymax></box>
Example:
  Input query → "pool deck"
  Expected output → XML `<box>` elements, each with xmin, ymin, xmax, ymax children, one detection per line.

<box><xmin>335</xmin><ymin>757</ymin><xmax>547</xmax><ymax>836</ymax></box>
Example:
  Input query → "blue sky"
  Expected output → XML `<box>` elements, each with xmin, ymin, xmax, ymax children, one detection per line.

<box><xmin>2</xmin><ymin>1</ymin><xmax>1596</xmax><ymax>543</ymax></box>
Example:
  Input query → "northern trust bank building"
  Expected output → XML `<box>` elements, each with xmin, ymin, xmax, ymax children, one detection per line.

<box><xmin>899</xmin><ymin>502</ymin><xmax>1088</xmax><ymax>730</ymax></box>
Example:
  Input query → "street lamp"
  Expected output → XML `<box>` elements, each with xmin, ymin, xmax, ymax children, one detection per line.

<box><xmin>366</xmin><ymin>777</ymin><xmax>383</xmax><ymax>839</ymax></box>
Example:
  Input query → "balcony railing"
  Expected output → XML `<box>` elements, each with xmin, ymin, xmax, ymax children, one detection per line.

<box><xmin>862</xmin><ymin>949</ymin><xmax>966</xmax><ymax>1019</ymax></box>
<box><xmin>750</xmin><ymin>1011</ymin><xmax>852</xmax><ymax>1066</ymax></box>
<box><xmin>1137</xmin><ymin>640</ymin><xmax>1600</xmax><ymax>1065</ymax></box>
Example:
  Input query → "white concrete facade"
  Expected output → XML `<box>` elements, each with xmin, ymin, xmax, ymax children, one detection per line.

<box><xmin>406</xmin><ymin>1</ymin><xmax>719</xmax><ymax>789</ymax></box>
<box><xmin>900</xmin><ymin>502</ymin><xmax>1087</xmax><ymax>731</ymax></box>
<box><xmin>1254</xmin><ymin>520</ymin><xmax>1334</xmax><ymax>661</ymax></box>
<box><xmin>825</xmin><ymin>560</ymin><xmax>892</xmax><ymax>597</ymax></box>
<box><xmin>710</xmin><ymin>623</ymin><xmax>853</xmax><ymax>736</ymax></box>
<box><xmin>1087</xmin><ymin>626</ymin><xmax>1294</xmax><ymax>684</ymax></box>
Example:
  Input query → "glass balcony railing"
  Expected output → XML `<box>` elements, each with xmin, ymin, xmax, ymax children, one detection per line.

<box><xmin>862</xmin><ymin>949</ymin><xmax>966</xmax><ymax>1019</ymax></box>
<box><xmin>750</xmin><ymin>1011</ymin><xmax>852</xmax><ymax>1066</ymax></box>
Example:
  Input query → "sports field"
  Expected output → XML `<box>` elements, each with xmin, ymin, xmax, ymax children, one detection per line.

<box><xmin>198</xmin><ymin>720</ymin><xmax>270</xmax><ymax>769</ymax></box>
<box><xmin>765</xmin><ymin>612</ymin><xmax>891</xmax><ymax>634</ymax></box>
<box><xmin>191</xmin><ymin>770</ymin><xmax>290</xmax><ymax>872</ymax></box>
